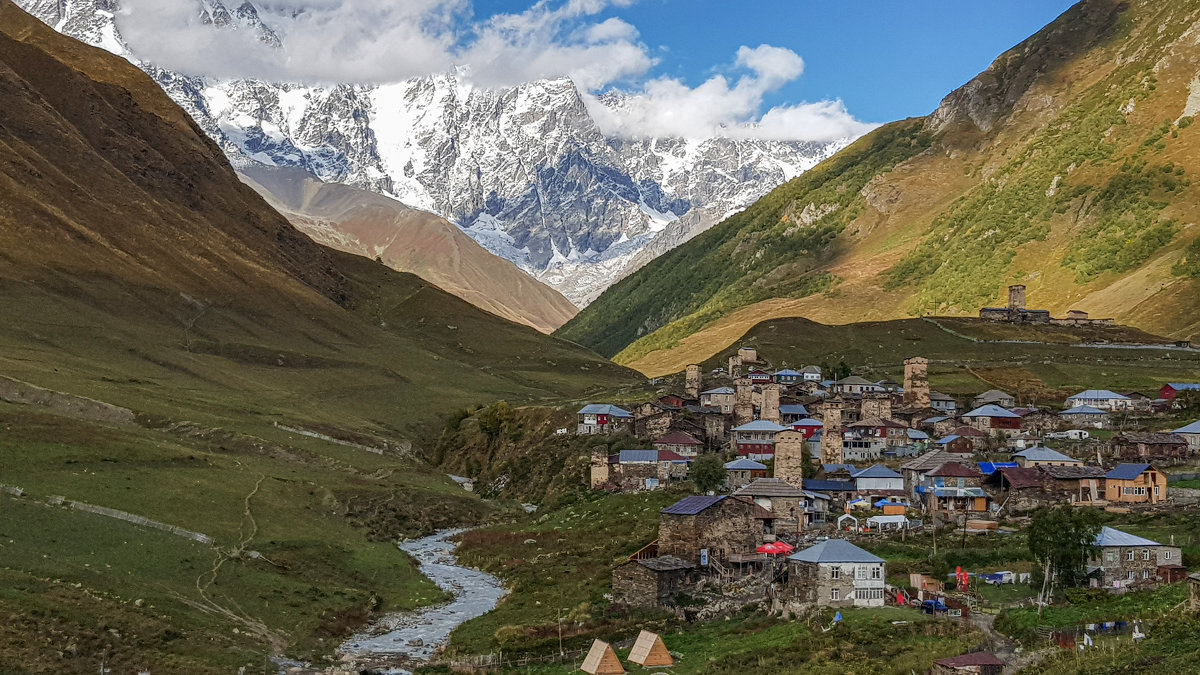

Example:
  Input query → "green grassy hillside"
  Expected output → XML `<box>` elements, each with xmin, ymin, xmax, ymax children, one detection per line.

<box><xmin>560</xmin><ymin>0</ymin><xmax>1200</xmax><ymax>369</ymax></box>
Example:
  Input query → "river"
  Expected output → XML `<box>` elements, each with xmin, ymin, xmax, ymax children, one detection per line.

<box><xmin>338</xmin><ymin>529</ymin><xmax>507</xmax><ymax>666</ymax></box>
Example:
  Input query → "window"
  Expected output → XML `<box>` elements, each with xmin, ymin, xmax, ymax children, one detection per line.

<box><xmin>1143</xmin><ymin>570</ymin><xmax>1150</xmax><ymax>579</ymax></box>
<box><xmin>830</xmin><ymin>567</ymin><xmax>840</xmax><ymax>580</ymax></box>
<box><xmin>1126</xmin><ymin>551</ymin><xmax>1135</xmax><ymax>561</ymax></box>
<box><xmin>1106</xmin><ymin>551</ymin><xmax>1117</xmax><ymax>563</ymax></box>
<box><xmin>1155</xmin><ymin>485</ymin><xmax>1160</xmax><ymax>496</ymax></box>
<box><xmin>1142</xmin><ymin>549</ymin><xmax>1150</xmax><ymax>561</ymax></box>
<box><xmin>1127</xmin><ymin>571</ymin><xmax>1136</xmax><ymax>580</ymax></box>
<box><xmin>856</xmin><ymin>566</ymin><xmax>867</xmax><ymax>580</ymax></box>
<box><xmin>871</xmin><ymin>566</ymin><xmax>882</xmax><ymax>580</ymax></box>
<box><xmin>1164</xmin><ymin>550</ymin><xmax>1172</xmax><ymax>560</ymax></box>
<box><xmin>831</xmin><ymin>588</ymin><xmax>840</xmax><ymax>601</ymax></box>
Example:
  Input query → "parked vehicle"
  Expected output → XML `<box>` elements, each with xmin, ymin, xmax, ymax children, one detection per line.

<box><xmin>921</xmin><ymin>599</ymin><xmax>948</xmax><ymax>614</ymax></box>
<box><xmin>1046</xmin><ymin>429</ymin><xmax>1090</xmax><ymax>441</ymax></box>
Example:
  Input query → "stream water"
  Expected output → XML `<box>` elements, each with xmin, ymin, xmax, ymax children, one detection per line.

<box><xmin>339</xmin><ymin>529</ymin><xmax>507</xmax><ymax>664</ymax></box>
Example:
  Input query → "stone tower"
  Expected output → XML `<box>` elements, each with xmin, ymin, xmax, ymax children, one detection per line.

<box><xmin>728</xmin><ymin>354</ymin><xmax>743</xmax><ymax>378</ymax></box>
<box><xmin>861</xmin><ymin>392</ymin><xmax>892</xmax><ymax>421</ymax></box>
<box><xmin>761</xmin><ymin>383</ymin><xmax>781</xmax><ymax>424</ymax></box>
<box><xmin>733</xmin><ymin>378</ymin><xmax>754</xmax><ymax>427</ymax></box>
<box><xmin>589</xmin><ymin>449</ymin><xmax>611</xmax><ymax>489</ymax></box>
<box><xmin>821</xmin><ymin>397</ymin><xmax>845</xmax><ymax>464</ymax></box>
<box><xmin>685</xmin><ymin>364</ymin><xmax>701</xmax><ymax>399</ymax></box>
<box><xmin>903</xmin><ymin>356</ymin><xmax>930</xmax><ymax>408</ymax></box>
<box><xmin>774</xmin><ymin>429</ymin><xmax>807</xmax><ymax>488</ymax></box>
<box><xmin>1008</xmin><ymin>284</ymin><xmax>1026</xmax><ymax>311</ymax></box>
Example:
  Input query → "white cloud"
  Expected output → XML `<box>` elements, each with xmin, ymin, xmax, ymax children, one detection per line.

<box><xmin>112</xmin><ymin>0</ymin><xmax>875</xmax><ymax>142</ymax></box>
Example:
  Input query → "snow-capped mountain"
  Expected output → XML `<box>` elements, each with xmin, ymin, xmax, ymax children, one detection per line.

<box><xmin>19</xmin><ymin>0</ymin><xmax>851</xmax><ymax>306</ymax></box>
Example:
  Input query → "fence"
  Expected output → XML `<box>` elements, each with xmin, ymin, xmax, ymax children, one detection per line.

<box><xmin>67</xmin><ymin>501</ymin><xmax>214</xmax><ymax>546</ymax></box>
<box><xmin>273</xmin><ymin>422</ymin><xmax>389</xmax><ymax>455</ymax></box>
<box><xmin>435</xmin><ymin>647</ymin><xmax>590</xmax><ymax>670</ymax></box>
<box><xmin>1168</xmin><ymin>472</ymin><xmax>1200</xmax><ymax>483</ymax></box>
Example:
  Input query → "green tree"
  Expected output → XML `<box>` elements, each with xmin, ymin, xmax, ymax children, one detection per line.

<box><xmin>477</xmin><ymin>401</ymin><xmax>515</xmax><ymax>444</ymax></box>
<box><xmin>691</xmin><ymin>453</ymin><xmax>726</xmax><ymax>493</ymax></box>
<box><xmin>1028</xmin><ymin>505</ymin><xmax>1102</xmax><ymax>613</ymax></box>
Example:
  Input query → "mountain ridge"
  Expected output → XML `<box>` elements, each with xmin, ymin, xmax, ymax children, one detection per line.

<box><xmin>559</xmin><ymin>0</ymin><xmax>1200</xmax><ymax>375</ymax></box>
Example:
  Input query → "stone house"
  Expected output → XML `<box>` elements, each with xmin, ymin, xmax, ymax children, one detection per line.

<box><xmin>611</xmin><ymin>555</ymin><xmax>698</xmax><ymax>608</ymax></box>
<box><xmin>699</xmin><ymin>386</ymin><xmax>736</xmax><ymax>414</ymax></box>
<box><xmin>1042</xmin><ymin>465</ymin><xmax>1106</xmax><ymax>504</ymax></box>
<box><xmin>601</xmin><ymin>450</ymin><xmax>691</xmax><ymax>491</ymax></box>
<box><xmin>774</xmin><ymin>369</ymin><xmax>804</xmax><ymax>386</ymax></box>
<box><xmin>920</xmin><ymin>462</ymin><xmax>990</xmax><ymax>514</ymax></box>
<box><xmin>1172</xmin><ymin>420</ymin><xmax>1200</xmax><ymax>452</ymax></box>
<box><xmin>929</xmin><ymin>392</ymin><xmax>958</xmax><ymax>414</ymax></box>
<box><xmin>1088</xmin><ymin>527</ymin><xmax>1182</xmax><ymax>591</ymax></box>
<box><xmin>799</xmin><ymin>365</ymin><xmax>823</xmax><ymax>382</ymax></box>
<box><xmin>920</xmin><ymin>415</ymin><xmax>959</xmax><ymax>437</ymax></box>
<box><xmin>779</xmin><ymin>403</ymin><xmax>810</xmax><ymax>424</ymax></box>
<box><xmin>634</xmin><ymin>401</ymin><xmax>680</xmax><ymax>438</ymax></box>
<box><xmin>1104</xmin><ymin>463</ymin><xmax>1167</xmax><ymax>505</ymax></box>
<box><xmin>658</xmin><ymin>495</ymin><xmax>763</xmax><ymax>566</ymax></box>
<box><xmin>1017</xmin><ymin>409</ymin><xmax>1062</xmax><ymax>434</ymax></box>
<box><xmin>899</xmin><ymin>450</ymin><xmax>955</xmax><ymax>496</ymax></box>
<box><xmin>577</xmin><ymin>404</ymin><xmax>633</xmax><ymax>435</ymax></box>
<box><xmin>949</xmin><ymin>425</ymin><xmax>989</xmax><ymax>450</ymax></box>
<box><xmin>787</xmin><ymin>539</ymin><xmax>886</xmax><ymax>608</ymax></box>
<box><xmin>1059</xmin><ymin>405</ymin><xmax>1109</xmax><ymax>429</ymax></box>
<box><xmin>734</xmin><ymin>478</ymin><xmax>805</xmax><ymax>533</ymax></box>
<box><xmin>653</xmin><ymin>431</ymin><xmax>703</xmax><ymax>457</ymax></box>
<box><xmin>935</xmin><ymin>434</ymin><xmax>977</xmax><ymax>455</ymax></box>
<box><xmin>832</xmin><ymin>376</ymin><xmax>883</xmax><ymax>396</ymax></box>
<box><xmin>724</xmin><ymin>458</ymin><xmax>768</xmax><ymax>490</ymax></box>
<box><xmin>1111</xmin><ymin>432</ymin><xmax>1190</xmax><ymax>463</ymax></box>
<box><xmin>983</xmin><ymin>467</ymin><xmax>1051</xmax><ymax>514</ymax></box>
<box><xmin>1012</xmin><ymin>446</ymin><xmax>1081</xmax><ymax>468</ymax></box>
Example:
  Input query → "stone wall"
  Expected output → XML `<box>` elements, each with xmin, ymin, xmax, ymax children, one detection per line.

<box><xmin>658</xmin><ymin>500</ymin><xmax>760</xmax><ymax>565</ymax></box>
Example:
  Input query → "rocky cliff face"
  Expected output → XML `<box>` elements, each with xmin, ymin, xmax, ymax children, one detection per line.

<box><xmin>19</xmin><ymin>0</ymin><xmax>850</xmax><ymax>306</ymax></box>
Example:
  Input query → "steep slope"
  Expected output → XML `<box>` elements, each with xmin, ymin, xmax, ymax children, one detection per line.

<box><xmin>0</xmin><ymin>3</ymin><xmax>639</xmax><ymax>666</ymax></box>
<box><xmin>239</xmin><ymin>166</ymin><xmax>578</xmax><ymax>333</ymax></box>
<box><xmin>560</xmin><ymin>0</ymin><xmax>1200</xmax><ymax>374</ymax></box>
<box><xmin>16</xmin><ymin>0</ymin><xmax>853</xmax><ymax>306</ymax></box>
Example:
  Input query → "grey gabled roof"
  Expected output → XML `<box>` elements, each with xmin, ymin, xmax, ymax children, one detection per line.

<box><xmin>1067</xmin><ymin>390</ymin><xmax>1129</xmax><ymax>401</ymax></box>
<box><xmin>789</xmin><ymin>539</ymin><xmax>884</xmax><ymax>564</ymax></box>
<box><xmin>733</xmin><ymin>420</ymin><xmax>789</xmax><ymax>432</ymax></box>
<box><xmin>734</xmin><ymin>478</ymin><xmax>804</xmax><ymax>498</ymax></box>
<box><xmin>1061</xmin><ymin>405</ymin><xmax>1108</xmax><ymax>416</ymax></box>
<box><xmin>1012</xmin><ymin>446</ymin><xmax>1079</xmax><ymax>463</ymax></box>
<box><xmin>725</xmin><ymin>458</ymin><xmax>767</xmax><ymax>470</ymax></box>
<box><xmin>577</xmin><ymin>403</ymin><xmax>632</xmax><ymax>417</ymax></box>
<box><xmin>963</xmin><ymin>404</ymin><xmax>1020</xmax><ymax>419</ymax></box>
<box><xmin>700</xmin><ymin>386</ymin><xmax>735</xmax><ymax>395</ymax></box>
<box><xmin>852</xmin><ymin>464</ymin><xmax>903</xmax><ymax>479</ymax></box>
<box><xmin>1094</xmin><ymin>526</ymin><xmax>1161</xmax><ymax>548</ymax></box>
<box><xmin>1173</xmin><ymin>420</ymin><xmax>1200</xmax><ymax>434</ymax></box>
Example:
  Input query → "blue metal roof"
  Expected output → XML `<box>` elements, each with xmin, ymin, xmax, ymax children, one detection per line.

<box><xmin>935</xmin><ymin>435</ymin><xmax>961</xmax><ymax>445</ymax></box>
<box><xmin>822</xmin><ymin>463</ymin><xmax>857</xmax><ymax>473</ymax></box>
<box><xmin>1105</xmin><ymin>463</ymin><xmax>1152</xmax><ymax>480</ymax></box>
<box><xmin>577</xmin><ymin>403</ymin><xmax>632</xmax><ymax>417</ymax></box>
<box><xmin>1068</xmin><ymin>389</ymin><xmax>1130</xmax><ymax>400</ymax></box>
<box><xmin>725</xmin><ymin>458</ymin><xmax>767</xmax><ymax>470</ymax></box>
<box><xmin>788</xmin><ymin>539</ymin><xmax>884</xmax><ymax>564</ymax></box>
<box><xmin>906</xmin><ymin>428</ymin><xmax>930</xmax><ymax>440</ymax></box>
<box><xmin>794</xmin><ymin>418</ymin><xmax>823</xmax><ymax>427</ymax></box>
<box><xmin>1094</xmin><ymin>526</ymin><xmax>1161</xmax><ymax>547</ymax></box>
<box><xmin>774</xmin><ymin>369</ymin><xmax>803</xmax><ymax>377</ymax></box>
<box><xmin>923</xmin><ymin>416</ymin><xmax>951</xmax><ymax>424</ymax></box>
<box><xmin>779</xmin><ymin>404</ymin><xmax>809</xmax><ymax>415</ymax></box>
<box><xmin>852</xmin><ymin>464</ymin><xmax>902</xmax><ymax>479</ymax></box>
<box><xmin>617</xmin><ymin>450</ymin><xmax>660</xmax><ymax>463</ymax></box>
<box><xmin>1167</xmin><ymin>383</ymin><xmax>1200</xmax><ymax>391</ymax></box>
<box><xmin>1061</xmin><ymin>405</ymin><xmax>1108</xmax><ymax>416</ymax></box>
<box><xmin>803</xmin><ymin>479</ymin><xmax>855</xmax><ymax>492</ymax></box>
<box><xmin>1174</xmin><ymin>420</ymin><xmax>1200</xmax><ymax>434</ymax></box>
<box><xmin>700</xmin><ymin>386</ymin><xmax>735</xmax><ymax>395</ymax></box>
<box><xmin>977</xmin><ymin>462</ymin><xmax>1019</xmax><ymax>475</ymax></box>
<box><xmin>661</xmin><ymin>495</ymin><xmax>726</xmax><ymax>515</ymax></box>
<box><xmin>963</xmin><ymin>404</ymin><xmax>1020</xmax><ymax>419</ymax></box>
<box><xmin>733</xmin><ymin>420</ymin><xmax>789</xmax><ymax>432</ymax></box>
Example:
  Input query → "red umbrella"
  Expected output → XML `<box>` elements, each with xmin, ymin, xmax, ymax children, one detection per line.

<box><xmin>756</xmin><ymin>541</ymin><xmax>795</xmax><ymax>555</ymax></box>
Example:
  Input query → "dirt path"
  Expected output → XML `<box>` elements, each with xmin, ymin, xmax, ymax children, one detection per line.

<box><xmin>969</xmin><ymin>611</ymin><xmax>1053</xmax><ymax>674</ymax></box>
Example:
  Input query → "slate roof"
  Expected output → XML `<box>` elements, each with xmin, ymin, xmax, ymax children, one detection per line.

<box><xmin>661</xmin><ymin>495</ymin><xmax>726</xmax><ymax>515</ymax></box>
<box><xmin>975</xmin><ymin>389</ymin><xmax>1013</xmax><ymax>401</ymax></box>
<box><xmin>822</xmin><ymin>463</ymin><xmax>858</xmax><ymax>474</ymax></box>
<box><xmin>725</xmin><ymin>458</ymin><xmax>767</xmax><ymax>471</ymax></box>
<box><xmin>1012</xmin><ymin>446</ymin><xmax>1080</xmax><ymax>463</ymax></box>
<box><xmin>1042</xmin><ymin>465</ymin><xmax>1107</xmax><ymax>480</ymax></box>
<box><xmin>852</xmin><ymin>464</ymin><xmax>903</xmax><ymax>479</ymax></box>
<box><xmin>836</xmin><ymin>376</ymin><xmax>876</xmax><ymax>386</ymax></box>
<box><xmin>951</xmin><ymin>425</ymin><xmax>988</xmax><ymax>437</ymax></box>
<box><xmin>934</xmin><ymin>652</ymin><xmax>1005</xmax><ymax>668</ymax></box>
<box><xmin>1120</xmin><ymin>432</ymin><xmax>1187</xmax><ymax>445</ymax></box>
<box><xmin>734</xmin><ymin>478</ymin><xmax>805</xmax><ymax>498</ymax></box>
<box><xmin>800</xmin><ymin>365</ymin><xmax>822</xmax><ymax>374</ymax></box>
<box><xmin>1067</xmin><ymin>390</ymin><xmax>1129</xmax><ymax>401</ymax></box>
<box><xmin>1105</xmin><ymin>463</ymin><xmax>1153</xmax><ymax>480</ymax></box>
<box><xmin>922</xmin><ymin>416</ymin><xmax>951</xmax><ymax>424</ymax></box>
<box><xmin>900</xmin><ymin>450</ymin><xmax>954</xmax><ymax>472</ymax></box>
<box><xmin>803</xmin><ymin>479</ymin><xmax>856</xmax><ymax>492</ymax></box>
<box><xmin>963</xmin><ymin>404</ymin><xmax>1020</xmax><ymax>419</ymax></box>
<box><xmin>1061</xmin><ymin>405</ymin><xmax>1108</xmax><ymax>416</ymax></box>
<box><xmin>577</xmin><ymin>403</ymin><xmax>632</xmax><ymax>417</ymax></box>
<box><xmin>1094</xmin><ymin>526</ymin><xmax>1161</xmax><ymax>548</ymax></box>
<box><xmin>789</xmin><ymin>539</ymin><xmax>884</xmax><ymax>564</ymax></box>
<box><xmin>636</xmin><ymin>555</ymin><xmax>695</xmax><ymax>572</ymax></box>
<box><xmin>654</xmin><ymin>431</ymin><xmax>702</xmax><ymax>446</ymax></box>
<box><xmin>929</xmin><ymin>461</ymin><xmax>982</xmax><ymax>478</ymax></box>
<box><xmin>929</xmin><ymin>392</ymin><xmax>956</xmax><ymax>402</ymax></box>
<box><xmin>779</xmin><ymin>404</ymin><xmax>809</xmax><ymax>415</ymax></box>
<box><xmin>700</xmin><ymin>387</ymin><xmax>735</xmax><ymax>395</ymax></box>
<box><xmin>1174</xmin><ymin>420</ymin><xmax>1200</xmax><ymax>434</ymax></box>
<box><xmin>803</xmin><ymin>490</ymin><xmax>831</xmax><ymax>501</ymax></box>
<box><xmin>733</xmin><ymin>420</ymin><xmax>789</xmax><ymax>432</ymax></box>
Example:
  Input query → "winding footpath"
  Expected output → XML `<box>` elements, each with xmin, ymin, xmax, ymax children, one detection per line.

<box><xmin>338</xmin><ymin>529</ymin><xmax>507</xmax><ymax>665</ymax></box>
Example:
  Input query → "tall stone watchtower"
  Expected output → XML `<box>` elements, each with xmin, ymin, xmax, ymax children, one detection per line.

<box><xmin>728</xmin><ymin>354</ymin><xmax>743</xmax><ymax>378</ymax></box>
<box><xmin>861</xmin><ymin>392</ymin><xmax>892</xmax><ymax>421</ymax></box>
<box><xmin>821</xmin><ymin>397</ymin><xmax>845</xmax><ymax>464</ymax></box>
<box><xmin>733</xmin><ymin>378</ymin><xmax>754</xmax><ymax>427</ymax></box>
<box><xmin>1008</xmin><ymin>284</ymin><xmax>1027</xmax><ymax>312</ymax></box>
<box><xmin>685</xmin><ymin>364</ymin><xmax>701</xmax><ymax>399</ymax></box>
<box><xmin>903</xmin><ymin>356</ymin><xmax>930</xmax><ymax>408</ymax></box>
<box><xmin>774</xmin><ymin>429</ymin><xmax>808</xmax><ymax>488</ymax></box>
<box><xmin>761</xmin><ymin>383</ymin><xmax>781</xmax><ymax>424</ymax></box>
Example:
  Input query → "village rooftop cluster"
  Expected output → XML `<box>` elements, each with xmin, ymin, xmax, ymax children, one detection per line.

<box><xmin>571</xmin><ymin>344</ymin><xmax>1200</xmax><ymax>670</ymax></box>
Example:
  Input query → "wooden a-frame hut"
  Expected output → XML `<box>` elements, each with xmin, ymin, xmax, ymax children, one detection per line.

<box><xmin>628</xmin><ymin>630</ymin><xmax>673</xmax><ymax>667</ymax></box>
<box><xmin>580</xmin><ymin>639</ymin><xmax>625</xmax><ymax>675</ymax></box>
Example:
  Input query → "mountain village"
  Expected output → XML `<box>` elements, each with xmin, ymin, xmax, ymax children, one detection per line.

<box><xmin>571</xmin><ymin>335</ymin><xmax>1200</xmax><ymax>673</ymax></box>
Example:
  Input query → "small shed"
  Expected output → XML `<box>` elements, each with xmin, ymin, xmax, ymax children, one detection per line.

<box><xmin>627</xmin><ymin>630</ymin><xmax>673</xmax><ymax>667</ymax></box>
<box><xmin>931</xmin><ymin>651</ymin><xmax>1004</xmax><ymax>675</ymax></box>
<box><xmin>580</xmin><ymin>639</ymin><xmax>625</xmax><ymax>675</ymax></box>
